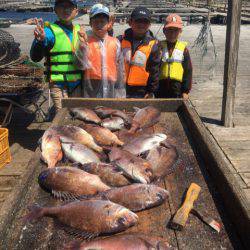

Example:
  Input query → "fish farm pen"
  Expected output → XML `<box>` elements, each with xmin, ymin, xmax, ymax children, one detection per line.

<box><xmin>0</xmin><ymin>99</ymin><xmax>247</xmax><ymax>249</ymax></box>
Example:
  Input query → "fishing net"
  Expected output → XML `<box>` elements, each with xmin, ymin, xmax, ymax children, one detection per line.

<box><xmin>0</xmin><ymin>54</ymin><xmax>45</xmax><ymax>94</ymax></box>
<box><xmin>0</xmin><ymin>29</ymin><xmax>21</xmax><ymax>66</ymax></box>
<box><xmin>192</xmin><ymin>14</ymin><xmax>218</xmax><ymax>82</ymax></box>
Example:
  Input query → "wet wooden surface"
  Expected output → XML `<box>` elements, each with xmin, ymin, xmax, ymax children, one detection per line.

<box><xmin>1</xmin><ymin>108</ymin><xmax>240</xmax><ymax>250</ymax></box>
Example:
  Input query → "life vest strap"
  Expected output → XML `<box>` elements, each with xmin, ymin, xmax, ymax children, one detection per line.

<box><xmin>49</xmin><ymin>51</ymin><xmax>73</xmax><ymax>56</ymax></box>
<box><xmin>45</xmin><ymin>62</ymin><xmax>74</xmax><ymax>66</ymax></box>
<box><xmin>45</xmin><ymin>70</ymin><xmax>82</xmax><ymax>75</ymax></box>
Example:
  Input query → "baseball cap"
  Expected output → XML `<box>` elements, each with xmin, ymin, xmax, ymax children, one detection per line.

<box><xmin>131</xmin><ymin>6</ymin><xmax>151</xmax><ymax>21</ymax></box>
<box><xmin>164</xmin><ymin>14</ymin><xmax>183</xmax><ymax>29</ymax></box>
<box><xmin>55</xmin><ymin>0</ymin><xmax>78</xmax><ymax>7</ymax></box>
<box><xmin>89</xmin><ymin>4</ymin><xmax>110</xmax><ymax>18</ymax></box>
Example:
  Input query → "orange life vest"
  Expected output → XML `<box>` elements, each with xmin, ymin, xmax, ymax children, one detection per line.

<box><xmin>85</xmin><ymin>35</ymin><xmax>118</xmax><ymax>82</ymax></box>
<box><xmin>121</xmin><ymin>39</ymin><xmax>155</xmax><ymax>86</ymax></box>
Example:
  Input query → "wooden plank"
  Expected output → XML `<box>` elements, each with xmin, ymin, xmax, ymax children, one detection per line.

<box><xmin>219</xmin><ymin>141</ymin><xmax>250</xmax><ymax>150</ymax></box>
<box><xmin>62</xmin><ymin>98</ymin><xmax>183</xmax><ymax>112</ymax></box>
<box><xmin>221</xmin><ymin>0</ymin><xmax>242</xmax><ymax>127</ymax></box>
<box><xmin>233</xmin><ymin>174</ymin><xmax>248</xmax><ymax>188</ymax></box>
<box><xmin>154</xmin><ymin>113</ymin><xmax>234</xmax><ymax>249</ymax></box>
<box><xmin>230</xmin><ymin>160</ymin><xmax>250</xmax><ymax>173</ymax></box>
<box><xmin>182</xmin><ymin>101</ymin><xmax>250</xmax><ymax>248</ymax></box>
<box><xmin>220</xmin><ymin>148</ymin><xmax>250</xmax><ymax>161</ymax></box>
<box><xmin>241</xmin><ymin>173</ymin><xmax>250</xmax><ymax>187</ymax></box>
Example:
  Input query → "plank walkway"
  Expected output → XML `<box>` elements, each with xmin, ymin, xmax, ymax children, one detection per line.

<box><xmin>189</xmin><ymin>25</ymin><xmax>250</xmax><ymax>206</ymax></box>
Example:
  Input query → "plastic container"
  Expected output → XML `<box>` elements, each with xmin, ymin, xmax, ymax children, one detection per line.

<box><xmin>0</xmin><ymin>128</ymin><xmax>11</xmax><ymax>169</ymax></box>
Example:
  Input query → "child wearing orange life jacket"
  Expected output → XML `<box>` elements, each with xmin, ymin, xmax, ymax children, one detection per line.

<box><xmin>75</xmin><ymin>4</ymin><xmax>125</xmax><ymax>98</ymax></box>
<box><xmin>118</xmin><ymin>7</ymin><xmax>161</xmax><ymax>98</ymax></box>
<box><xmin>156</xmin><ymin>14</ymin><xmax>192</xmax><ymax>99</ymax></box>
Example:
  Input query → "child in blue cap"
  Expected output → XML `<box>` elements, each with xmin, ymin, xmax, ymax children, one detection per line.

<box><xmin>76</xmin><ymin>3</ymin><xmax>125</xmax><ymax>98</ymax></box>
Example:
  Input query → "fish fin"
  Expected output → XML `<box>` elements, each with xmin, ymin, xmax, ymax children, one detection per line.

<box><xmin>62</xmin><ymin>224</ymin><xmax>99</xmax><ymax>241</ymax></box>
<box><xmin>51</xmin><ymin>190</ymin><xmax>79</xmax><ymax>202</ymax></box>
<box><xmin>78</xmin><ymin>194</ymin><xmax>95</xmax><ymax>200</ymax></box>
<box><xmin>22</xmin><ymin>204</ymin><xmax>44</xmax><ymax>223</ymax></box>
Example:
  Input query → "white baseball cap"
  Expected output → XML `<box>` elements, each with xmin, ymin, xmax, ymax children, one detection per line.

<box><xmin>89</xmin><ymin>4</ymin><xmax>109</xmax><ymax>18</ymax></box>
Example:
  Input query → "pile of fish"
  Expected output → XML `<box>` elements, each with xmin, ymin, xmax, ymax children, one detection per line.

<box><xmin>25</xmin><ymin>106</ymin><xmax>179</xmax><ymax>249</ymax></box>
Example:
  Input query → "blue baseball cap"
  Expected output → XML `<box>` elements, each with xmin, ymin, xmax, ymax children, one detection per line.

<box><xmin>55</xmin><ymin>0</ymin><xmax>78</xmax><ymax>7</ymax></box>
<box><xmin>89</xmin><ymin>4</ymin><xmax>109</xmax><ymax>18</ymax></box>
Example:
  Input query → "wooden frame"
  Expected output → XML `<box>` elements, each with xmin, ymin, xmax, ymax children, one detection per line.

<box><xmin>0</xmin><ymin>99</ymin><xmax>249</xmax><ymax>248</ymax></box>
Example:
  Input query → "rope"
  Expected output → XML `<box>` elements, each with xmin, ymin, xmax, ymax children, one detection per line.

<box><xmin>192</xmin><ymin>13</ymin><xmax>218</xmax><ymax>80</ymax></box>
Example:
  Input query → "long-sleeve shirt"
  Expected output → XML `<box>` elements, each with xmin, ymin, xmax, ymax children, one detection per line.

<box><xmin>30</xmin><ymin>21</ymin><xmax>81</xmax><ymax>88</ymax></box>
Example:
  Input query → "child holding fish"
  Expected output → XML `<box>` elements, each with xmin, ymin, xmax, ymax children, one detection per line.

<box><xmin>75</xmin><ymin>4</ymin><xmax>126</xmax><ymax>98</ymax></box>
<box><xmin>156</xmin><ymin>14</ymin><xmax>193</xmax><ymax>99</ymax></box>
<box><xmin>30</xmin><ymin>0</ymin><xmax>82</xmax><ymax>112</ymax></box>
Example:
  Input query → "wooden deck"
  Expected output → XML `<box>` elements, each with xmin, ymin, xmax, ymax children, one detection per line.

<box><xmin>189</xmin><ymin>25</ymin><xmax>250</xmax><ymax>207</ymax></box>
<box><xmin>0</xmin><ymin>104</ymin><xmax>242</xmax><ymax>249</ymax></box>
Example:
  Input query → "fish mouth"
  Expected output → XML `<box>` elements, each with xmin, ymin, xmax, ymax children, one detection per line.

<box><xmin>38</xmin><ymin>170</ymin><xmax>51</xmax><ymax>193</ymax></box>
<box><xmin>116</xmin><ymin>208</ymin><xmax>138</xmax><ymax>229</ymax></box>
<box><xmin>157</xmin><ymin>190</ymin><xmax>169</xmax><ymax>202</ymax></box>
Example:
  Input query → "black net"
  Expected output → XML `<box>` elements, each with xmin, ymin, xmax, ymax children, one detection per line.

<box><xmin>0</xmin><ymin>29</ymin><xmax>21</xmax><ymax>66</ymax></box>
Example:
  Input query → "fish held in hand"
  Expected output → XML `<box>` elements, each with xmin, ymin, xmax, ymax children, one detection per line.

<box><xmin>78</xmin><ymin>162</ymin><xmax>131</xmax><ymax>187</ymax></box>
<box><xmin>70</xmin><ymin>107</ymin><xmax>101</xmax><ymax>124</ymax></box>
<box><xmin>24</xmin><ymin>200</ymin><xmax>138</xmax><ymax>238</ymax></box>
<box><xmin>128</xmin><ymin>106</ymin><xmax>161</xmax><ymax>134</ymax></box>
<box><xmin>81</xmin><ymin>124</ymin><xmax>124</xmax><ymax>146</ymax></box>
<box><xmin>109</xmin><ymin>147</ymin><xmax>152</xmax><ymax>184</ymax></box>
<box><xmin>38</xmin><ymin>167</ymin><xmax>110</xmax><ymax>199</ymax></box>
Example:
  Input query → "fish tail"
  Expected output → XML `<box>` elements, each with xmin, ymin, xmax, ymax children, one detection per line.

<box><xmin>117</xmin><ymin>139</ymin><xmax>124</xmax><ymax>146</ymax></box>
<box><xmin>94</xmin><ymin>145</ymin><xmax>103</xmax><ymax>153</ymax></box>
<box><xmin>23</xmin><ymin>204</ymin><xmax>44</xmax><ymax>223</ymax></box>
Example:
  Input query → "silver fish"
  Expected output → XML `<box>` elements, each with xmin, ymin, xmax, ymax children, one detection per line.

<box><xmin>123</xmin><ymin>133</ymin><xmax>167</xmax><ymax>155</ymax></box>
<box><xmin>70</xmin><ymin>107</ymin><xmax>101</xmax><ymax>124</ymax></box>
<box><xmin>101</xmin><ymin>117</ymin><xmax>125</xmax><ymax>131</ymax></box>
<box><xmin>109</xmin><ymin>147</ymin><xmax>152</xmax><ymax>184</ymax></box>
<box><xmin>61</xmin><ymin>137</ymin><xmax>101</xmax><ymax>164</ymax></box>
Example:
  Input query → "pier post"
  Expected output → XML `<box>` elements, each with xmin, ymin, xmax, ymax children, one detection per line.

<box><xmin>221</xmin><ymin>0</ymin><xmax>242</xmax><ymax>127</ymax></box>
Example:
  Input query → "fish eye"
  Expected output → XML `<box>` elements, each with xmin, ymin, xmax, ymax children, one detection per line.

<box><xmin>117</xmin><ymin>217</ymin><xmax>126</xmax><ymax>225</ymax></box>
